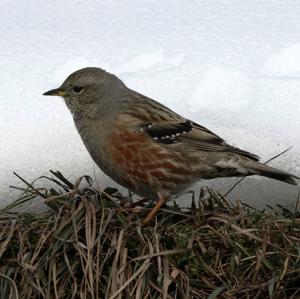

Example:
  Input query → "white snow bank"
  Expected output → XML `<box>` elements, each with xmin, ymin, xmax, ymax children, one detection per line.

<box><xmin>0</xmin><ymin>0</ymin><xmax>299</xmax><ymax>210</ymax></box>
<box><xmin>263</xmin><ymin>44</ymin><xmax>300</xmax><ymax>77</ymax></box>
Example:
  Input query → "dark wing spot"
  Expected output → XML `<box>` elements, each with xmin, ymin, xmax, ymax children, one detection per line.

<box><xmin>141</xmin><ymin>121</ymin><xmax>193</xmax><ymax>144</ymax></box>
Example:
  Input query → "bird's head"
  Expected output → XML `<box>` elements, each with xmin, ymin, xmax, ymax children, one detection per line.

<box><xmin>43</xmin><ymin>67</ymin><xmax>125</xmax><ymax>120</ymax></box>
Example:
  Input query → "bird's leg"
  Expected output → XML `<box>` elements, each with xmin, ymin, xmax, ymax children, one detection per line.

<box><xmin>142</xmin><ymin>194</ymin><xmax>169</xmax><ymax>225</ymax></box>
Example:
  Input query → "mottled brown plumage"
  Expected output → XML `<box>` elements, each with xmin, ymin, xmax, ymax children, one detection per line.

<box><xmin>44</xmin><ymin>67</ymin><xmax>299</xmax><ymax>224</ymax></box>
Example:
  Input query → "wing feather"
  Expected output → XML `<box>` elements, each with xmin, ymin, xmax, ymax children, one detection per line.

<box><xmin>141</xmin><ymin>120</ymin><xmax>259</xmax><ymax>161</ymax></box>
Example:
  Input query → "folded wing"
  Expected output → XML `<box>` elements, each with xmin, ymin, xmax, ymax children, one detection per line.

<box><xmin>141</xmin><ymin>120</ymin><xmax>259</xmax><ymax>161</ymax></box>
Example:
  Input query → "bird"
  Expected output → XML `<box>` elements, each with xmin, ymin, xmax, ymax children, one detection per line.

<box><xmin>44</xmin><ymin>67</ymin><xmax>299</xmax><ymax>224</ymax></box>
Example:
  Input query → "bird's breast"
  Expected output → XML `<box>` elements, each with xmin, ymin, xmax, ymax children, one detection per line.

<box><xmin>106</xmin><ymin>120</ymin><xmax>195</xmax><ymax>194</ymax></box>
<box><xmin>75</xmin><ymin>115</ymin><xmax>196</xmax><ymax>197</ymax></box>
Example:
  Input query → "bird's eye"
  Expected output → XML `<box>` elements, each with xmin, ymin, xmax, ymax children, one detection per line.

<box><xmin>73</xmin><ymin>86</ymin><xmax>84</xmax><ymax>93</ymax></box>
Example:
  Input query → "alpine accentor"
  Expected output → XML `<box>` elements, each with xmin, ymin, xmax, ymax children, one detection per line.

<box><xmin>44</xmin><ymin>67</ymin><xmax>298</xmax><ymax>224</ymax></box>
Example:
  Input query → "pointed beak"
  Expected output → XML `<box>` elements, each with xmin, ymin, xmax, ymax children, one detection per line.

<box><xmin>43</xmin><ymin>88</ymin><xmax>67</xmax><ymax>97</ymax></box>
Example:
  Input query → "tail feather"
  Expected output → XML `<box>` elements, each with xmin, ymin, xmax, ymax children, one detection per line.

<box><xmin>243</xmin><ymin>161</ymin><xmax>299</xmax><ymax>185</ymax></box>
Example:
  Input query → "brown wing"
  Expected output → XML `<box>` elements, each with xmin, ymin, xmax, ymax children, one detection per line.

<box><xmin>125</xmin><ymin>91</ymin><xmax>259</xmax><ymax>161</ymax></box>
<box><xmin>141</xmin><ymin>120</ymin><xmax>260</xmax><ymax>161</ymax></box>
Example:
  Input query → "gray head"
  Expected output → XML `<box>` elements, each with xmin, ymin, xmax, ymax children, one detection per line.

<box><xmin>43</xmin><ymin>67</ymin><xmax>126</xmax><ymax>119</ymax></box>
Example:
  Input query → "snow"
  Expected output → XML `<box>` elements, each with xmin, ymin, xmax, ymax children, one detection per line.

<box><xmin>191</xmin><ymin>67</ymin><xmax>250</xmax><ymax>111</ymax></box>
<box><xmin>0</xmin><ymin>0</ymin><xmax>299</xmax><ymax>209</ymax></box>
<box><xmin>263</xmin><ymin>44</ymin><xmax>300</xmax><ymax>76</ymax></box>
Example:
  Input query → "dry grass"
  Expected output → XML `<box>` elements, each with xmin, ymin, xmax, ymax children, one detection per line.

<box><xmin>0</xmin><ymin>171</ymin><xmax>300</xmax><ymax>299</ymax></box>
